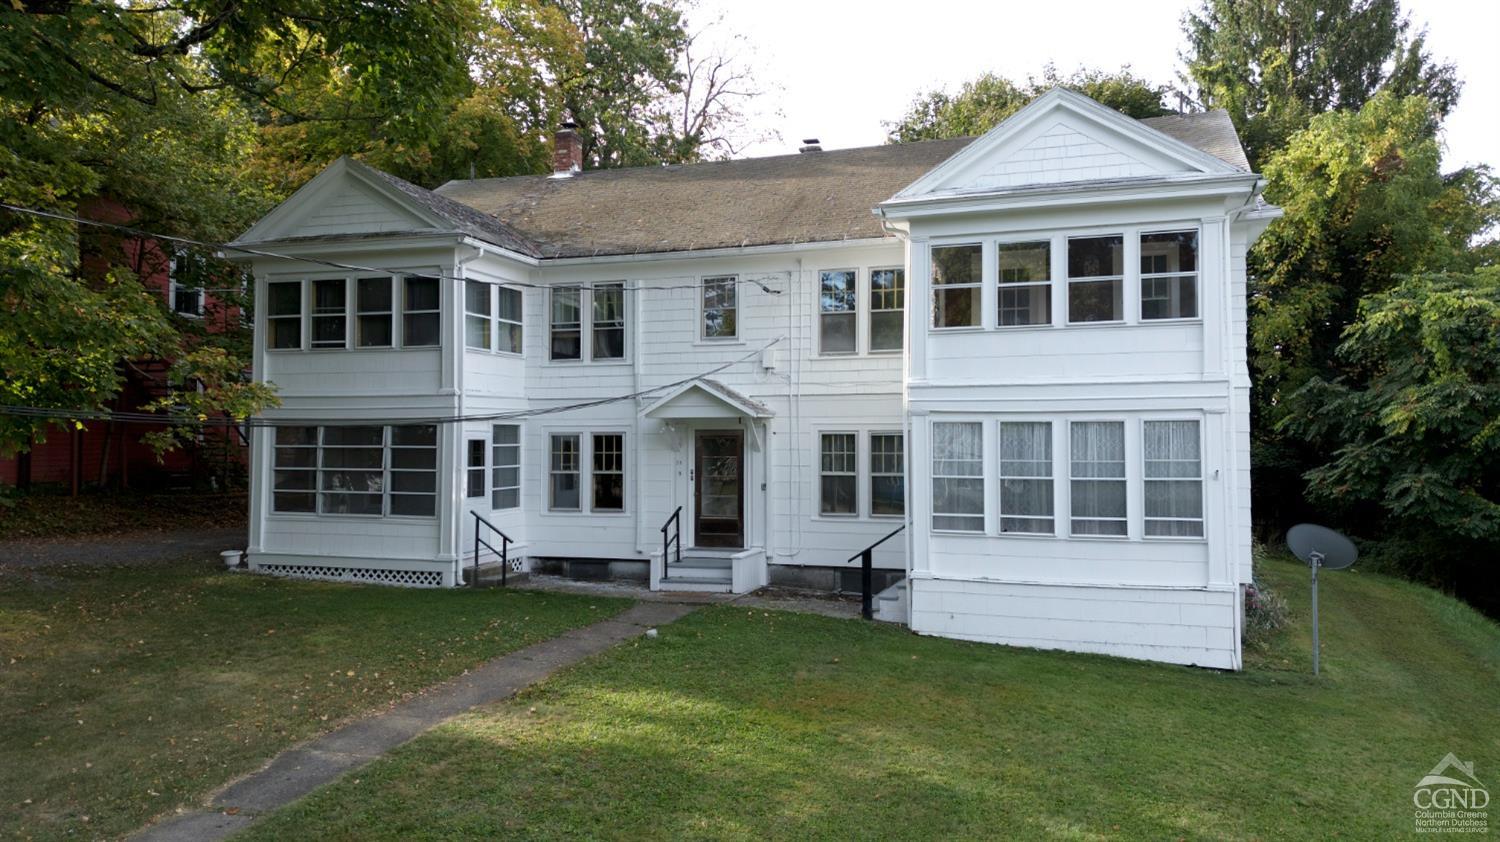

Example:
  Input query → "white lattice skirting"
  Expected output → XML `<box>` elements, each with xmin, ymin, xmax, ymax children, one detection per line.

<box><xmin>258</xmin><ymin>563</ymin><xmax>444</xmax><ymax>588</ymax></box>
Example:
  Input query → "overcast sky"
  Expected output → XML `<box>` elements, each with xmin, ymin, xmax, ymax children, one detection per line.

<box><xmin>691</xmin><ymin>0</ymin><xmax>1496</xmax><ymax>172</ymax></box>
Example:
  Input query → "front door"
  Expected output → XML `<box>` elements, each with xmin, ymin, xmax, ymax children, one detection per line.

<box><xmin>694</xmin><ymin>430</ymin><xmax>744</xmax><ymax>548</ymax></box>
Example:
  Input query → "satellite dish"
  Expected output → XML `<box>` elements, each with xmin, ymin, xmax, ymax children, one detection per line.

<box><xmin>1287</xmin><ymin>523</ymin><xmax>1358</xmax><ymax>570</ymax></box>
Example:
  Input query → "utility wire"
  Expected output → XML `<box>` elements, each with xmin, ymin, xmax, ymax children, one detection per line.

<box><xmin>0</xmin><ymin>337</ymin><xmax>783</xmax><ymax>429</ymax></box>
<box><xmin>0</xmin><ymin>202</ymin><xmax>790</xmax><ymax>295</ymax></box>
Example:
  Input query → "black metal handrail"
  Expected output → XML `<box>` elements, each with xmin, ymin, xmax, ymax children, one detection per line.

<box><xmin>848</xmin><ymin>524</ymin><xmax>906</xmax><ymax>620</ymax></box>
<box><xmin>660</xmin><ymin>506</ymin><xmax>682</xmax><ymax>567</ymax></box>
<box><xmin>471</xmin><ymin>510</ymin><xmax>514</xmax><ymax>588</ymax></box>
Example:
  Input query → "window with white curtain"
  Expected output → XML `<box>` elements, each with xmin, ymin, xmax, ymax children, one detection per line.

<box><xmin>999</xmin><ymin>421</ymin><xmax>1053</xmax><ymax>534</ymax></box>
<box><xmin>491</xmin><ymin>424</ymin><xmax>520</xmax><ymax>510</ymax></box>
<box><xmin>819</xmin><ymin>270</ymin><xmax>857</xmax><ymax>354</ymax></box>
<box><xmin>1144</xmin><ymin>420</ymin><xmax>1204</xmax><ymax>537</ymax></box>
<box><xmin>932</xmin><ymin>421</ymin><xmax>984</xmax><ymax>531</ymax></box>
<box><xmin>1069</xmin><ymin>421</ymin><xmax>1127</xmax><ymax>536</ymax></box>
<box><xmin>819</xmin><ymin>432</ymin><xmax>857</xmax><ymax>515</ymax></box>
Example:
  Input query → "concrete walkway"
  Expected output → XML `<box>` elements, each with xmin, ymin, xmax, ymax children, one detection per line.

<box><xmin>0</xmin><ymin>527</ymin><xmax>245</xmax><ymax>568</ymax></box>
<box><xmin>132</xmin><ymin>600</ymin><xmax>697</xmax><ymax>842</ymax></box>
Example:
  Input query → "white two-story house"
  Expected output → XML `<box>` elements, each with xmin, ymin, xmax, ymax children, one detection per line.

<box><xmin>232</xmin><ymin>89</ymin><xmax>1278</xmax><ymax>669</ymax></box>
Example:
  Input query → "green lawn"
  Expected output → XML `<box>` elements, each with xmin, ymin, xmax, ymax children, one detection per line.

<box><xmin>242</xmin><ymin>554</ymin><xmax>1499</xmax><ymax>841</ymax></box>
<box><xmin>0</xmin><ymin>561</ymin><xmax>626</xmax><ymax>841</ymax></box>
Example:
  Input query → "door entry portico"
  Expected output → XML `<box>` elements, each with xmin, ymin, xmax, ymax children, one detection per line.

<box><xmin>694</xmin><ymin>430</ymin><xmax>744</xmax><ymax>548</ymax></box>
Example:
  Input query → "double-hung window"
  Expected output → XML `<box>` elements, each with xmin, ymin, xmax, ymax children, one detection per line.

<box><xmin>387</xmin><ymin>425</ymin><xmax>438</xmax><ymax>516</ymax></box>
<box><xmin>497</xmin><ymin>287</ymin><xmax>524</xmax><ymax>354</ymax></box>
<box><xmin>592</xmin><ymin>283</ymin><xmax>625</xmax><ymax>360</ymax></box>
<box><xmin>999</xmin><ymin>421</ymin><xmax>1053</xmax><ymax>533</ymax></box>
<box><xmin>491</xmin><ymin>424</ymin><xmax>520</xmax><ymax>510</ymax></box>
<box><xmin>355</xmin><ymin>277</ymin><xmax>393</xmax><ymax>347</ymax></box>
<box><xmin>168</xmin><ymin>252</ymin><xmax>204</xmax><ymax>317</ymax></box>
<box><xmin>319</xmin><ymin>426</ymin><xmax>384</xmax><ymax>514</ymax></box>
<box><xmin>819</xmin><ymin>270</ymin><xmax>857</xmax><ymax>354</ymax></box>
<box><xmin>1069</xmin><ymin>421</ymin><xmax>1126</xmax><ymax>536</ymax></box>
<box><xmin>1067</xmin><ymin>236</ymin><xmax>1124</xmax><ymax>323</ymax></box>
<box><xmin>591</xmin><ymin>433</ymin><xmax>625</xmax><ymax>511</ymax></box>
<box><xmin>549</xmin><ymin>433</ymin><xmax>581</xmax><ymax>510</ymax></box>
<box><xmin>869</xmin><ymin>432</ymin><xmax>905</xmax><ymax>516</ymax></box>
<box><xmin>311</xmin><ymin>279</ymin><xmax>347</xmax><ymax>348</ymax></box>
<box><xmin>932</xmin><ymin>421</ymin><xmax>984</xmax><ymax>531</ymax></box>
<box><xmin>466</xmin><ymin>438</ymin><xmax>486</xmax><ymax>498</ymax></box>
<box><xmin>1140</xmin><ymin>231</ymin><xmax>1199</xmax><ymax>320</ymax></box>
<box><xmin>550</xmin><ymin>286</ymin><xmax>582</xmax><ymax>360</ymax></box>
<box><xmin>869</xmin><ymin>268</ymin><xmax>905</xmax><ymax>351</ymax></box>
<box><xmin>402</xmin><ymin>276</ymin><xmax>440</xmax><ymax>347</ymax></box>
<box><xmin>931</xmin><ymin>244</ymin><xmax>982</xmax><ymax>328</ymax></box>
<box><xmin>702</xmin><ymin>276</ymin><xmax>737</xmax><ymax>339</ymax></box>
<box><xmin>267</xmin><ymin>281</ymin><xmax>302</xmax><ymax>349</ymax></box>
<box><xmin>819</xmin><ymin>433</ymin><xmax>857</xmax><ymax>515</ymax></box>
<box><xmin>465</xmin><ymin>281</ymin><xmax>492</xmax><ymax>350</ymax></box>
<box><xmin>1143</xmin><ymin>420</ymin><xmax>1204</xmax><ymax>537</ymax></box>
<box><xmin>997</xmin><ymin>241</ymin><xmax>1052</xmax><ymax>326</ymax></box>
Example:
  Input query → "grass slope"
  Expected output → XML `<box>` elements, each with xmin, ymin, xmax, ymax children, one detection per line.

<box><xmin>243</xmin><ymin>554</ymin><xmax>1498</xmax><ymax>841</ymax></box>
<box><xmin>0</xmin><ymin>562</ymin><xmax>626</xmax><ymax>841</ymax></box>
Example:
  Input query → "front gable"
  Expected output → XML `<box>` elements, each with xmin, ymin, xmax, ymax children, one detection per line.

<box><xmin>234</xmin><ymin>157</ymin><xmax>445</xmax><ymax>245</ymax></box>
<box><xmin>894</xmin><ymin>88</ymin><xmax>1242</xmax><ymax>200</ymax></box>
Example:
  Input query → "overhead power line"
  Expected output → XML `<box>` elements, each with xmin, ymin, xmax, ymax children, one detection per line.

<box><xmin>0</xmin><ymin>337</ymin><xmax>784</xmax><ymax>430</ymax></box>
<box><xmin>0</xmin><ymin>202</ymin><xmax>788</xmax><ymax>295</ymax></box>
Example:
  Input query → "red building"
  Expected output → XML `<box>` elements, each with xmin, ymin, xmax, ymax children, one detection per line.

<box><xmin>0</xmin><ymin>200</ymin><xmax>248</xmax><ymax>492</ymax></box>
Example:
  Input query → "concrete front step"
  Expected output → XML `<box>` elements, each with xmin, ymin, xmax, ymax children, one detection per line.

<box><xmin>872</xmin><ymin>580</ymin><xmax>907</xmax><ymax>624</ymax></box>
<box><xmin>658</xmin><ymin>575</ymin><xmax>733</xmax><ymax>593</ymax></box>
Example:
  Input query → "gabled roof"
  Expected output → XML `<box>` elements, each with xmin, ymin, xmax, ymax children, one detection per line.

<box><xmin>355</xmin><ymin>160</ymin><xmax>540</xmax><ymax>256</ymax></box>
<box><xmin>640</xmin><ymin>378</ymin><xmax>774</xmax><ymax>420</ymax></box>
<box><xmin>434</xmin><ymin>106</ymin><xmax>1248</xmax><ymax>258</ymax></box>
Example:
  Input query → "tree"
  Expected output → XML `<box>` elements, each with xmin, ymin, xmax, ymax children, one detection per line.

<box><xmin>1181</xmin><ymin>0</ymin><xmax>1460</xmax><ymax>168</ymax></box>
<box><xmin>1278</xmin><ymin>269</ymin><xmax>1500</xmax><ymax>610</ymax></box>
<box><xmin>887</xmin><ymin>66</ymin><xmax>1171</xmax><ymax>143</ymax></box>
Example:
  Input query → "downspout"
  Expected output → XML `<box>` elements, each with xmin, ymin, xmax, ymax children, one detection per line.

<box><xmin>774</xmin><ymin>257</ymin><xmax>805</xmax><ymax>560</ymax></box>
<box><xmin>450</xmin><ymin>244</ymin><xmax>485</xmax><ymax>586</ymax></box>
<box><xmin>633</xmin><ymin>277</ymin><xmax>646</xmax><ymax>556</ymax></box>
<box><xmin>878</xmin><ymin>207</ymin><xmax>917</xmax><ymax>607</ymax></box>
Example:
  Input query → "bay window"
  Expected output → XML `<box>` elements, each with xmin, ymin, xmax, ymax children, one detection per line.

<box><xmin>1067</xmin><ymin>235</ymin><xmax>1124</xmax><ymax>323</ymax></box>
<box><xmin>997</xmin><ymin>241</ymin><xmax>1051</xmax><ymax>326</ymax></box>
<box><xmin>1069</xmin><ymin>421</ymin><xmax>1126</xmax><ymax>536</ymax></box>
<box><xmin>932</xmin><ymin>421</ymin><xmax>983</xmax><ymax>531</ymax></box>
<box><xmin>819</xmin><ymin>270</ymin><xmax>857</xmax><ymax>354</ymax></box>
<box><xmin>931</xmin><ymin>244</ymin><xmax>982</xmax><ymax>328</ymax></box>
<box><xmin>1144</xmin><ymin>420</ymin><xmax>1204</xmax><ymax>537</ymax></box>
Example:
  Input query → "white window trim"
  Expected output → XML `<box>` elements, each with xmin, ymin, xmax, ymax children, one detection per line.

<box><xmin>1138</xmin><ymin>228</ymin><xmax>1203</xmax><ymax>323</ymax></box>
<box><xmin>590</xmin><ymin>282</ymin><xmax>628</xmax><ymax>363</ymax></box>
<box><xmin>816</xmin><ymin>268</ymin><xmax>859</xmax><ymax>357</ymax></box>
<box><xmin>1065</xmin><ymin>234</ymin><xmax>1127</xmax><ymax>326</ymax></box>
<box><xmin>496</xmin><ymin>285</ymin><xmax>525</xmax><ymax>357</ymax></box>
<box><xmin>168</xmin><ymin>266</ymin><xmax>205</xmax><ymax>320</ymax></box>
<box><xmin>930</xmin><ymin>418</ymin><xmax>987</xmax><ymax>533</ymax></box>
<box><xmin>1067</xmin><ymin>417</ymin><xmax>1130</xmax><ymax>539</ymax></box>
<box><xmin>700</xmin><ymin>275</ymin><xmax>740</xmax><ymax>341</ymax></box>
<box><xmin>867</xmin><ymin>266</ymin><xmax>906</xmax><ymax>354</ymax></box>
<box><xmin>548</xmin><ymin>285</ymin><xmax>584</xmax><ymax>362</ymax></box>
<box><xmin>547</xmin><ymin>431</ymin><xmax>583</xmax><ymax>511</ymax></box>
<box><xmin>464</xmin><ymin>280</ymin><xmax>493</xmax><ymax>352</ymax></box>
<box><xmin>265</xmin><ymin>278</ymin><xmax>305</xmax><ymax>351</ymax></box>
<box><xmin>929</xmin><ymin>242</ymin><xmax>985</xmax><ymax>331</ymax></box>
<box><xmin>547</xmin><ymin>283</ymin><xmax>629</xmax><ymax>364</ymax></box>
<box><xmin>817</xmin><ymin>430</ymin><xmax>859</xmax><ymax>517</ymax></box>
<box><xmin>868</xmin><ymin>430</ymin><xmax>905</xmax><ymax>519</ymax></box>
<box><xmin>269</xmin><ymin>425</ymin><xmax>439</xmax><ymax>520</ymax></box>
<box><xmin>542</xmin><ymin>428</ymin><xmax>631</xmax><ymax>516</ymax></box>
<box><xmin>354</xmin><ymin>276</ymin><xmax>395</xmax><ymax>349</ymax></box>
<box><xmin>1142</xmin><ymin>417</ymin><xmax>1206</xmax><ymax>540</ymax></box>
<box><xmin>465</xmin><ymin>435</ymin><xmax>488</xmax><ymax>499</ymax></box>
<box><xmin>400</xmin><ymin>274</ymin><xmax>442</xmax><ymax>349</ymax></box>
<box><xmin>995</xmin><ymin>238</ymin><xmax>1054</xmax><ymax>329</ymax></box>
<box><xmin>590</xmin><ymin>431</ymin><xmax>627</xmax><ymax>512</ymax></box>
<box><xmin>308</xmin><ymin>277</ymin><xmax>350</xmax><ymax>350</ymax></box>
<box><xmin>996</xmin><ymin>420</ymin><xmax>1056</xmax><ymax>536</ymax></box>
<box><xmin>491</xmin><ymin>423</ymin><xmax>522</xmax><ymax>511</ymax></box>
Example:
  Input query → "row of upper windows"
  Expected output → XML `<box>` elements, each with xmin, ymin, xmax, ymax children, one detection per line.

<box><xmin>265</xmin><ymin>276</ymin><xmax>442</xmax><ymax>350</ymax></box>
<box><xmin>930</xmin><ymin>228</ymin><xmax>1200</xmax><ymax>329</ymax></box>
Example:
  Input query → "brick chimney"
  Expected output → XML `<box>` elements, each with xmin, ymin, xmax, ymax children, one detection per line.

<box><xmin>552</xmin><ymin>120</ymin><xmax>582</xmax><ymax>177</ymax></box>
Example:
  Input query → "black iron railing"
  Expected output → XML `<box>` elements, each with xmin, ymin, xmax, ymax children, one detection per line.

<box><xmin>848</xmin><ymin>524</ymin><xmax>905</xmax><ymax>620</ymax></box>
<box><xmin>471</xmin><ymin>510</ymin><xmax>514</xmax><ymax>588</ymax></box>
<box><xmin>660</xmin><ymin>506</ymin><xmax>682</xmax><ymax>568</ymax></box>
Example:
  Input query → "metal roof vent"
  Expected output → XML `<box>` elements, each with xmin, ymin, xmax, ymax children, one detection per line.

<box><xmin>799</xmin><ymin>138</ymin><xmax>822</xmax><ymax>153</ymax></box>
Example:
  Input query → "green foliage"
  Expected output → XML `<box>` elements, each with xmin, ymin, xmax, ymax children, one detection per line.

<box><xmin>1182</xmin><ymin>0</ymin><xmax>1459</xmax><ymax>168</ymax></box>
<box><xmin>887</xmin><ymin>65</ymin><xmax>1170</xmax><ymax>143</ymax></box>
<box><xmin>1279</xmin><ymin>270</ymin><xmax>1500</xmax><ymax>589</ymax></box>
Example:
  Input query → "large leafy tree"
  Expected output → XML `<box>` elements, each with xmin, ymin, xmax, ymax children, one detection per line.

<box><xmin>1279</xmin><ymin>269</ymin><xmax>1500</xmax><ymax>611</ymax></box>
<box><xmin>1181</xmin><ymin>0</ymin><xmax>1459</xmax><ymax>168</ymax></box>
<box><xmin>887</xmin><ymin>66</ymin><xmax>1171</xmax><ymax>143</ymax></box>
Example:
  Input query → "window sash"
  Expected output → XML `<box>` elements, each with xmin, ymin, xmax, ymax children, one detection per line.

<box><xmin>491</xmin><ymin>424</ymin><xmax>520</xmax><ymax>510</ymax></box>
<box><xmin>465</xmin><ymin>281</ymin><xmax>492</xmax><ymax>350</ymax></box>
<box><xmin>267</xmin><ymin>281</ymin><xmax>303</xmax><ymax>349</ymax></box>
<box><xmin>702</xmin><ymin>276</ymin><xmax>737</xmax><ymax>339</ymax></box>
<box><xmin>931</xmin><ymin>244</ymin><xmax>982</xmax><ymax>328</ymax></box>
<box><xmin>272</xmin><ymin>425</ymin><xmax>437</xmax><ymax>517</ymax></box>
<box><xmin>549</xmin><ymin>434</ymin><xmax>581</xmax><ymax>510</ymax></box>
<box><xmin>869</xmin><ymin>268</ymin><xmax>905</xmax><ymax>351</ymax></box>
<box><xmin>402</xmin><ymin>276</ymin><xmax>441</xmax><ymax>348</ymax></box>
<box><xmin>591</xmin><ymin>433</ymin><xmax>625</xmax><ymax>511</ymax></box>
<box><xmin>1069</xmin><ymin>421</ymin><xmax>1126</xmax><ymax>536</ymax></box>
<box><xmin>1144</xmin><ymin>420</ymin><xmax>1203</xmax><ymax>537</ymax></box>
<box><xmin>819</xmin><ymin>432</ymin><xmax>857</xmax><ymax>515</ymax></box>
<box><xmin>550</xmin><ymin>286</ymin><xmax>582</xmax><ymax>360</ymax></box>
<box><xmin>932</xmin><ymin>421</ymin><xmax>983</xmax><ymax>531</ymax></box>
<box><xmin>592</xmin><ymin>283</ymin><xmax>625</xmax><ymax>361</ymax></box>
<box><xmin>310</xmin><ymin>279</ymin><xmax>347</xmax><ymax>348</ymax></box>
<box><xmin>819</xmin><ymin>270</ymin><xmax>857</xmax><ymax>355</ymax></box>
<box><xmin>466</xmin><ymin>438</ymin><xmax>486</xmax><ymax>498</ymax></box>
<box><xmin>999</xmin><ymin>421</ymin><xmax>1054</xmax><ymax>534</ymax></box>
<box><xmin>1067</xmin><ymin>235</ymin><xmax>1124</xmax><ymax>323</ymax></box>
<box><xmin>497</xmin><ymin>287</ymin><xmax>524</xmax><ymax>355</ymax></box>
<box><xmin>869</xmin><ymin>432</ymin><xmax>904</xmax><ymax>516</ymax></box>
<box><xmin>356</xmin><ymin>277</ymin><xmax>393</xmax><ymax>348</ymax></box>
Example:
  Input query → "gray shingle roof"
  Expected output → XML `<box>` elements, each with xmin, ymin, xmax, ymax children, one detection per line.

<box><xmin>430</xmin><ymin>110</ymin><xmax>1248</xmax><ymax>259</ymax></box>
<box><xmin>350</xmin><ymin>158</ymin><xmax>541</xmax><ymax>256</ymax></box>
